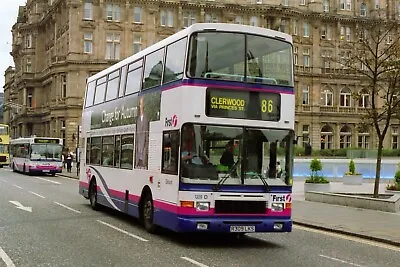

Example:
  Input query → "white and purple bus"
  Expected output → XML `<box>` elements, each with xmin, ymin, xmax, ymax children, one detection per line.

<box><xmin>79</xmin><ymin>23</ymin><xmax>294</xmax><ymax>235</ymax></box>
<box><xmin>10</xmin><ymin>137</ymin><xmax>63</xmax><ymax>176</ymax></box>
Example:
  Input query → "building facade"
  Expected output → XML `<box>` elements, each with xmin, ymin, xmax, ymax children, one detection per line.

<box><xmin>3</xmin><ymin>0</ymin><xmax>400</xmax><ymax>152</ymax></box>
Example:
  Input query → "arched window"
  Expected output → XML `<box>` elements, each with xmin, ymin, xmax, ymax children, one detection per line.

<box><xmin>357</xmin><ymin>124</ymin><xmax>370</xmax><ymax>149</ymax></box>
<box><xmin>340</xmin><ymin>87</ymin><xmax>351</xmax><ymax>107</ymax></box>
<box><xmin>321</xmin><ymin>125</ymin><xmax>333</xmax><ymax>149</ymax></box>
<box><xmin>321</xmin><ymin>88</ymin><xmax>333</xmax><ymax>106</ymax></box>
<box><xmin>340</xmin><ymin>125</ymin><xmax>352</xmax><ymax>148</ymax></box>
<box><xmin>358</xmin><ymin>89</ymin><xmax>369</xmax><ymax>108</ymax></box>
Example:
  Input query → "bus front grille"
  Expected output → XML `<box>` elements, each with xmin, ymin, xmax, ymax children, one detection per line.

<box><xmin>214</xmin><ymin>200</ymin><xmax>266</xmax><ymax>214</ymax></box>
<box><xmin>0</xmin><ymin>156</ymin><xmax>6</xmax><ymax>162</ymax></box>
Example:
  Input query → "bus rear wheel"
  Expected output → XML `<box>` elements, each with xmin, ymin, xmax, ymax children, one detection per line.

<box><xmin>142</xmin><ymin>193</ymin><xmax>157</xmax><ymax>233</ymax></box>
<box><xmin>89</xmin><ymin>179</ymin><xmax>100</xmax><ymax>210</ymax></box>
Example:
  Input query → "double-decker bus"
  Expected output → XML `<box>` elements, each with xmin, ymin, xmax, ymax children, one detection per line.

<box><xmin>10</xmin><ymin>137</ymin><xmax>63</xmax><ymax>176</ymax></box>
<box><xmin>79</xmin><ymin>23</ymin><xmax>294</xmax><ymax>235</ymax></box>
<box><xmin>0</xmin><ymin>124</ymin><xmax>10</xmax><ymax>168</ymax></box>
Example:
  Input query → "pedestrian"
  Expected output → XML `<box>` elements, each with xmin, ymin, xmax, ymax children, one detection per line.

<box><xmin>66</xmin><ymin>152</ymin><xmax>73</xmax><ymax>173</ymax></box>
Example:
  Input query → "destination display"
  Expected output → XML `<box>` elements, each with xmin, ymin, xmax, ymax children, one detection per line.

<box><xmin>205</xmin><ymin>88</ymin><xmax>280</xmax><ymax>121</ymax></box>
<box><xmin>34</xmin><ymin>138</ymin><xmax>60</xmax><ymax>144</ymax></box>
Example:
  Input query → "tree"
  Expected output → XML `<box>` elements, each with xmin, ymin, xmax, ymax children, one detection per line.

<box><xmin>339</xmin><ymin>13</ymin><xmax>400</xmax><ymax>197</ymax></box>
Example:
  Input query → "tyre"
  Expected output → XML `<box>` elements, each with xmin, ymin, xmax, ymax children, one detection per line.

<box><xmin>142</xmin><ymin>192</ymin><xmax>157</xmax><ymax>233</ymax></box>
<box><xmin>89</xmin><ymin>179</ymin><xmax>100</xmax><ymax>210</ymax></box>
<box><xmin>12</xmin><ymin>163</ymin><xmax>16</xmax><ymax>172</ymax></box>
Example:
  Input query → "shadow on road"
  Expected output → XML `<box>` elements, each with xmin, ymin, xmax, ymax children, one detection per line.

<box><xmin>89</xmin><ymin>204</ymin><xmax>284</xmax><ymax>249</ymax></box>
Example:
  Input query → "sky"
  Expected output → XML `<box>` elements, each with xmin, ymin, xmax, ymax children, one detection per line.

<box><xmin>0</xmin><ymin>0</ymin><xmax>26</xmax><ymax>92</ymax></box>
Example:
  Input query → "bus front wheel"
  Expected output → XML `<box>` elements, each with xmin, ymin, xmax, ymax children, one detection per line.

<box><xmin>142</xmin><ymin>193</ymin><xmax>157</xmax><ymax>234</ymax></box>
<box><xmin>89</xmin><ymin>178</ymin><xmax>100</xmax><ymax>210</ymax></box>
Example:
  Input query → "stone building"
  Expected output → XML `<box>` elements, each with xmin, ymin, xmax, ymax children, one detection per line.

<box><xmin>3</xmin><ymin>0</ymin><xmax>400</xmax><ymax>152</ymax></box>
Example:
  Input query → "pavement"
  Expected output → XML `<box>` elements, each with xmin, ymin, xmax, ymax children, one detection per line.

<box><xmin>57</xmin><ymin>167</ymin><xmax>400</xmax><ymax>246</ymax></box>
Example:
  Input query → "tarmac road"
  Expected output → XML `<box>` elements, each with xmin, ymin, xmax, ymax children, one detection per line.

<box><xmin>0</xmin><ymin>168</ymin><xmax>399</xmax><ymax>267</ymax></box>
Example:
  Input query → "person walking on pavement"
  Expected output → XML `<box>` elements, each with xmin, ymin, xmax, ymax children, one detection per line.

<box><xmin>66</xmin><ymin>152</ymin><xmax>73</xmax><ymax>173</ymax></box>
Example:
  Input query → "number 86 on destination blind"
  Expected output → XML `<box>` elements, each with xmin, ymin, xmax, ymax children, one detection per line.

<box><xmin>261</xmin><ymin>99</ymin><xmax>274</xmax><ymax>113</ymax></box>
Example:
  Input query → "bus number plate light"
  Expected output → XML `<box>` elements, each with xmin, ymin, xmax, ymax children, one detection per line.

<box><xmin>197</xmin><ymin>223</ymin><xmax>209</xmax><ymax>230</ymax></box>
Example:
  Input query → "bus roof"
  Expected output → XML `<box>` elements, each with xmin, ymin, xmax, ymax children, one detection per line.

<box><xmin>87</xmin><ymin>23</ymin><xmax>292</xmax><ymax>84</ymax></box>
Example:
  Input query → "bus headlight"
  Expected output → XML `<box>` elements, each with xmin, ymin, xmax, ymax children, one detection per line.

<box><xmin>271</xmin><ymin>203</ymin><xmax>284</xmax><ymax>212</ymax></box>
<box><xmin>195</xmin><ymin>202</ymin><xmax>210</xmax><ymax>211</ymax></box>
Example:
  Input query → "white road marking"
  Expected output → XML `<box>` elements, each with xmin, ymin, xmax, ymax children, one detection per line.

<box><xmin>0</xmin><ymin>247</ymin><xmax>15</xmax><ymax>267</ymax></box>
<box><xmin>54</xmin><ymin>202</ymin><xmax>81</xmax><ymax>214</ymax></box>
<box><xmin>9</xmin><ymin>201</ymin><xmax>32</xmax><ymax>212</ymax></box>
<box><xmin>180</xmin><ymin>257</ymin><xmax>209</xmax><ymax>267</ymax></box>
<box><xmin>29</xmin><ymin>191</ymin><xmax>46</xmax><ymax>199</ymax></box>
<box><xmin>12</xmin><ymin>184</ymin><xmax>22</xmax><ymax>189</ymax></box>
<box><xmin>294</xmin><ymin>225</ymin><xmax>400</xmax><ymax>252</ymax></box>
<box><xmin>34</xmin><ymin>176</ymin><xmax>61</xmax><ymax>185</ymax></box>
<box><xmin>319</xmin><ymin>254</ymin><xmax>364</xmax><ymax>267</ymax></box>
<box><xmin>97</xmin><ymin>220</ymin><xmax>148</xmax><ymax>242</ymax></box>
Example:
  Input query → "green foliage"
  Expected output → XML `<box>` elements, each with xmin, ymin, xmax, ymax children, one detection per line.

<box><xmin>309</xmin><ymin>158</ymin><xmax>322</xmax><ymax>173</ymax></box>
<box><xmin>306</xmin><ymin>158</ymin><xmax>329</xmax><ymax>184</ymax></box>
<box><xmin>305</xmin><ymin>175</ymin><xmax>330</xmax><ymax>184</ymax></box>
<box><xmin>349</xmin><ymin>159</ymin><xmax>355</xmax><ymax>174</ymax></box>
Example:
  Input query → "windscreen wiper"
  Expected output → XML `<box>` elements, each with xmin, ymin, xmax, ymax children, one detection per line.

<box><xmin>253</xmin><ymin>173</ymin><xmax>270</xmax><ymax>192</ymax></box>
<box><xmin>213</xmin><ymin>159</ymin><xmax>240</xmax><ymax>191</ymax></box>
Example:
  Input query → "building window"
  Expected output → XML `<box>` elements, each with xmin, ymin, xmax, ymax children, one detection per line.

<box><xmin>392</xmin><ymin>127</ymin><xmax>399</xmax><ymax>149</ymax></box>
<box><xmin>345</xmin><ymin>27</ymin><xmax>351</xmax><ymax>41</ymax></box>
<box><xmin>323</xmin><ymin>0</ymin><xmax>329</xmax><ymax>12</ymax></box>
<box><xmin>294</xmin><ymin>46</ymin><xmax>298</xmax><ymax>65</ymax></box>
<box><xmin>340</xmin><ymin>125</ymin><xmax>352</xmax><ymax>149</ymax></box>
<box><xmin>235</xmin><ymin>16</ymin><xmax>243</xmax><ymax>24</ymax></box>
<box><xmin>340</xmin><ymin>0</ymin><xmax>345</xmax><ymax>10</ymax></box>
<box><xmin>358</xmin><ymin>90</ymin><xmax>369</xmax><ymax>108</ymax></box>
<box><xmin>25</xmin><ymin>34</ymin><xmax>32</xmax><ymax>48</ymax></box>
<box><xmin>358</xmin><ymin>126</ymin><xmax>370</xmax><ymax>149</ymax></box>
<box><xmin>374</xmin><ymin>0</ymin><xmax>379</xmax><ymax>9</ymax></box>
<box><xmin>160</xmin><ymin>10</ymin><xmax>174</xmax><ymax>27</ymax></box>
<box><xmin>250</xmin><ymin>16</ymin><xmax>259</xmax><ymax>27</ymax></box>
<box><xmin>61</xmin><ymin>74</ymin><xmax>67</xmax><ymax>98</ymax></box>
<box><xmin>346</xmin><ymin>0</ymin><xmax>351</xmax><ymax>10</ymax></box>
<box><xmin>106</xmin><ymin>3</ymin><xmax>120</xmax><ymax>21</ymax></box>
<box><xmin>340</xmin><ymin>26</ymin><xmax>345</xmax><ymax>40</ymax></box>
<box><xmin>162</xmin><ymin>131</ymin><xmax>179</xmax><ymax>174</ymax></box>
<box><xmin>300</xmin><ymin>0</ymin><xmax>306</xmax><ymax>5</ymax></box>
<box><xmin>106</xmin><ymin>33</ymin><xmax>120</xmax><ymax>60</ymax></box>
<box><xmin>302</xmin><ymin>85</ymin><xmax>309</xmax><ymax>105</ymax></box>
<box><xmin>84</xmin><ymin>33</ymin><xmax>93</xmax><ymax>54</ymax></box>
<box><xmin>282</xmin><ymin>0</ymin><xmax>289</xmax><ymax>6</ymax></box>
<box><xmin>26</xmin><ymin>57</ymin><xmax>32</xmax><ymax>72</ymax></box>
<box><xmin>321</xmin><ymin>50</ymin><xmax>332</xmax><ymax>69</ymax></box>
<box><xmin>302</xmin><ymin>125</ymin><xmax>310</xmax><ymax>147</ymax></box>
<box><xmin>321</xmin><ymin>125</ymin><xmax>333</xmax><ymax>150</ymax></box>
<box><xmin>183</xmin><ymin>11</ymin><xmax>196</xmax><ymax>27</ymax></box>
<box><xmin>360</xmin><ymin>2</ymin><xmax>367</xmax><ymax>16</ymax></box>
<box><xmin>84</xmin><ymin>0</ymin><xmax>93</xmax><ymax>20</ymax></box>
<box><xmin>340</xmin><ymin>88</ymin><xmax>351</xmax><ymax>107</ymax></box>
<box><xmin>303</xmin><ymin>48</ymin><xmax>310</xmax><ymax>67</ymax></box>
<box><xmin>27</xmin><ymin>91</ymin><xmax>33</xmax><ymax>107</ymax></box>
<box><xmin>134</xmin><ymin>7</ymin><xmax>141</xmax><ymax>23</ymax></box>
<box><xmin>303</xmin><ymin>22</ymin><xmax>309</xmax><ymax>37</ymax></box>
<box><xmin>321</xmin><ymin>88</ymin><xmax>333</xmax><ymax>106</ymax></box>
<box><xmin>293</xmin><ymin>19</ymin><xmax>298</xmax><ymax>35</ymax></box>
<box><xmin>133</xmin><ymin>35</ymin><xmax>142</xmax><ymax>54</ymax></box>
<box><xmin>205</xmin><ymin>13</ymin><xmax>219</xmax><ymax>23</ymax></box>
<box><xmin>279</xmin><ymin>19</ymin><xmax>288</xmax><ymax>33</ymax></box>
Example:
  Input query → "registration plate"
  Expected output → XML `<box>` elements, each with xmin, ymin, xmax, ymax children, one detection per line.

<box><xmin>42</xmin><ymin>170</ymin><xmax>50</xmax><ymax>173</ymax></box>
<box><xmin>229</xmin><ymin>226</ymin><xmax>255</xmax><ymax>233</ymax></box>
